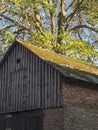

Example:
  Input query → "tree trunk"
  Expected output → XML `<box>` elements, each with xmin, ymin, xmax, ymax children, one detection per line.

<box><xmin>57</xmin><ymin>0</ymin><xmax>66</xmax><ymax>45</ymax></box>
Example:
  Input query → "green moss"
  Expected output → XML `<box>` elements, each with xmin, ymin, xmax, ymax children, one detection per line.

<box><xmin>19</xmin><ymin>41</ymin><xmax>98</xmax><ymax>83</ymax></box>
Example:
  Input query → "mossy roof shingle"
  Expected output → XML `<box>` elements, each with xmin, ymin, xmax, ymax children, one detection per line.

<box><xmin>19</xmin><ymin>41</ymin><xmax>98</xmax><ymax>84</ymax></box>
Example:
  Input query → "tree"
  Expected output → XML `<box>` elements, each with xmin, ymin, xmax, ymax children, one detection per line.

<box><xmin>0</xmin><ymin>0</ymin><xmax>98</xmax><ymax>64</ymax></box>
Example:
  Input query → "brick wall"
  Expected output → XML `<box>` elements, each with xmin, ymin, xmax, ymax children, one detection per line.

<box><xmin>43</xmin><ymin>108</ymin><xmax>63</xmax><ymax>130</ymax></box>
<box><xmin>62</xmin><ymin>79</ymin><xmax>98</xmax><ymax>130</ymax></box>
<box><xmin>63</xmin><ymin>105</ymin><xmax>98</xmax><ymax>130</ymax></box>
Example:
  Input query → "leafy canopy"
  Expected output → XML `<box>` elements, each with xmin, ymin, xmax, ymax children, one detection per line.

<box><xmin>0</xmin><ymin>0</ymin><xmax>98</xmax><ymax>64</ymax></box>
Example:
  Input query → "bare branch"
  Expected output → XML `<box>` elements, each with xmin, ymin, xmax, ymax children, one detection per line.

<box><xmin>0</xmin><ymin>6</ymin><xmax>8</xmax><ymax>14</ymax></box>
<box><xmin>65</xmin><ymin>0</ymin><xmax>77</xmax><ymax>11</ymax></box>
<box><xmin>65</xmin><ymin>0</ymin><xmax>84</xmax><ymax>30</ymax></box>
<box><xmin>2</xmin><ymin>25</ymin><xmax>14</xmax><ymax>30</ymax></box>
<box><xmin>69</xmin><ymin>24</ymin><xmax>98</xmax><ymax>33</ymax></box>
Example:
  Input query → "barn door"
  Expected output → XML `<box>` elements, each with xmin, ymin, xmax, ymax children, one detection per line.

<box><xmin>0</xmin><ymin>114</ymin><xmax>12</xmax><ymax>130</ymax></box>
<box><xmin>0</xmin><ymin>110</ymin><xmax>43</xmax><ymax>130</ymax></box>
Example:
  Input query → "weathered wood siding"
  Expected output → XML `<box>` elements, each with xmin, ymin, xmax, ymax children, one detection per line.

<box><xmin>0</xmin><ymin>42</ymin><xmax>62</xmax><ymax>113</ymax></box>
<box><xmin>0</xmin><ymin>110</ymin><xmax>43</xmax><ymax>130</ymax></box>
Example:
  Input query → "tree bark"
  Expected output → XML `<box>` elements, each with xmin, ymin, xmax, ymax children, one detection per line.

<box><xmin>57</xmin><ymin>0</ymin><xmax>66</xmax><ymax>45</ymax></box>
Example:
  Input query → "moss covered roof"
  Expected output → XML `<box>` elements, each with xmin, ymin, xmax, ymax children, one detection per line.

<box><xmin>19</xmin><ymin>41</ymin><xmax>98</xmax><ymax>84</ymax></box>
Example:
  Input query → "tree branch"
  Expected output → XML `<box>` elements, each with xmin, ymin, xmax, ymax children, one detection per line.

<box><xmin>1</xmin><ymin>14</ymin><xmax>44</xmax><ymax>37</ymax></box>
<box><xmin>69</xmin><ymin>24</ymin><xmax>98</xmax><ymax>33</ymax></box>
<box><xmin>65</xmin><ymin>0</ymin><xmax>84</xmax><ymax>30</ymax></box>
<box><xmin>48</xmin><ymin>0</ymin><xmax>55</xmax><ymax>34</ymax></box>
<box><xmin>65</xmin><ymin>0</ymin><xmax>77</xmax><ymax>11</ymax></box>
<box><xmin>0</xmin><ymin>5</ymin><xmax>8</xmax><ymax>14</ymax></box>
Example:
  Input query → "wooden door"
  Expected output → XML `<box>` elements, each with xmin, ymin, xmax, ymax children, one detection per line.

<box><xmin>0</xmin><ymin>110</ymin><xmax>43</xmax><ymax>130</ymax></box>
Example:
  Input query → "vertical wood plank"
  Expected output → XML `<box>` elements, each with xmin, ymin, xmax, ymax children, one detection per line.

<box><xmin>0</xmin><ymin>42</ymin><xmax>62</xmax><ymax>112</ymax></box>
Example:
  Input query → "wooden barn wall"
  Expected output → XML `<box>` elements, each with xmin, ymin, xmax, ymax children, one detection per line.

<box><xmin>0</xmin><ymin>43</ymin><xmax>62</xmax><ymax>113</ymax></box>
<box><xmin>0</xmin><ymin>110</ymin><xmax>43</xmax><ymax>130</ymax></box>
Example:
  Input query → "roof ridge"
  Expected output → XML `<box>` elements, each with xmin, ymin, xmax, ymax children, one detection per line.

<box><xmin>0</xmin><ymin>40</ymin><xmax>98</xmax><ymax>84</ymax></box>
<box><xmin>19</xmin><ymin>41</ymin><xmax>98</xmax><ymax>76</ymax></box>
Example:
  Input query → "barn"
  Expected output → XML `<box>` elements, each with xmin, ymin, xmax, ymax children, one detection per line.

<box><xmin>0</xmin><ymin>40</ymin><xmax>98</xmax><ymax>130</ymax></box>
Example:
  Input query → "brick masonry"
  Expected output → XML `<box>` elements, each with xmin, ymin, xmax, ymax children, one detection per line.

<box><xmin>62</xmin><ymin>79</ymin><xmax>98</xmax><ymax>130</ymax></box>
<box><xmin>63</xmin><ymin>105</ymin><xmax>98</xmax><ymax>130</ymax></box>
<box><xmin>43</xmin><ymin>108</ymin><xmax>63</xmax><ymax>130</ymax></box>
